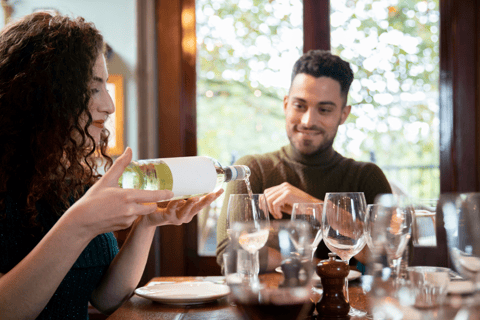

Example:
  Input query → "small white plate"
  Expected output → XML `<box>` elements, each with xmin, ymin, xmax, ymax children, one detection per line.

<box><xmin>275</xmin><ymin>266</ymin><xmax>361</xmax><ymax>281</ymax></box>
<box><xmin>135</xmin><ymin>281</ymin><xmax>230</xmax><ymax>305</ymax></box>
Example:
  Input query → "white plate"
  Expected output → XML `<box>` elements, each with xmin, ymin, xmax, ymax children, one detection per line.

<box><xmin>135</xmin><ymin>281</ymin><xmax>230</xmax><ymax>305</ymax></box>
<box><xmin>275</xmin><ymin>266</ymin><xmax>362</xmax><ymax>281</ymax></box>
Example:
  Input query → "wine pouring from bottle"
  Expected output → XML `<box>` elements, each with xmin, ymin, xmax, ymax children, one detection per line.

<box><xmin>118</xmin><ymin>156</ymin><xmax>251</xmax><ymax>201</ymax></box>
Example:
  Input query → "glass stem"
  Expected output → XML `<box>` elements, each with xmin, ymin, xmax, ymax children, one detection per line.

<box><xmin>250</xmin><ymin>251</ymin><xmax>260</xmax><ymax>288</ymax></box>
<box><xmin>345</xmin><ymin>259</ymin><xmax>350</xmax><ymax>302</ymax></box>
<box><xmin>391</xmin><ymin>258</ymin><xmax>403</xmax><ymax>281</ymax></box>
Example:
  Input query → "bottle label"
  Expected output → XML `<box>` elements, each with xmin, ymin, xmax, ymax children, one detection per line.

<box><xmin>160</xmin><ymin>156</ymin><xmax>217</xmax><ymax>197</ymax></box>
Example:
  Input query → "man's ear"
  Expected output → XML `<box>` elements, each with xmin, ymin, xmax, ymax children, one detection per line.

<box><xmin>340</xmin><ymin>105</ymin><xmax>351</xmax><ymax>125</ymax></box>
<box><xmin>283</xmin><ymin>95</ymin><xmax>289</xmax><ymax>115</ymax></box>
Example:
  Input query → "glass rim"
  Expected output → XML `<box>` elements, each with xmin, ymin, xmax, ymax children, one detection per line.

<box><xmin>325</xmin><ymin>192</ymin><xmax>365</xmax><ymax>195</ymax></box>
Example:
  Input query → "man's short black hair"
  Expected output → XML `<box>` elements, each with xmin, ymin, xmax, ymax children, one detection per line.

<box><xmin>291</xmin><ymin>50</ymin><xmax>354</xmax><ymax>101</ymax></box>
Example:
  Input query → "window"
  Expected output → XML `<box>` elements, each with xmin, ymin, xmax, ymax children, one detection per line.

<box><xmin>331</xmin><ymin>0</ymin><xmax>440</xmax><ymax>199</ymax></box>
<box><xmin>195</xmin><ymin>0</ymin><xmax>440</xmax><ymax>255</ymax></box>
<box><xmin>196</xmin><ymin>0</ymin><xmax>303</xmax><ymax>255</ymax></box>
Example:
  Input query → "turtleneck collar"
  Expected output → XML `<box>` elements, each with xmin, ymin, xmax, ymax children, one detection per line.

<box><xmin>283</xmin><ymin>143</ymin><xmax>338</xmax><ymax>166</ymax></box>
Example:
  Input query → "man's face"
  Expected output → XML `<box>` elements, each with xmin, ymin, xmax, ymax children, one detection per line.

<box><xmin>284</xmin><ymin>74</ymin><xmax>351</xmax><ymax>156</ymax></box>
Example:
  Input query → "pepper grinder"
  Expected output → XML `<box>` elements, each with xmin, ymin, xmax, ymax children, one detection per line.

<box><xmin>316</xmin><ymin>253</ymin><xmax>350</xmax><ymax>318</ymax></box>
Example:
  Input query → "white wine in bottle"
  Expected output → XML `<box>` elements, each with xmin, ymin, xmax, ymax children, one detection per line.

<box><xmin>118</xmin><ymin>156</ymin><xmax>250</xmax><ymax>201</ymax></box>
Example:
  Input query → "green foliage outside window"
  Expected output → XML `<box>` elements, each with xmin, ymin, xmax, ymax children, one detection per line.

<box><xmin>196</xmin><ymin>0</ymin><xmax>439</xmax><ymax>199</ymax></box>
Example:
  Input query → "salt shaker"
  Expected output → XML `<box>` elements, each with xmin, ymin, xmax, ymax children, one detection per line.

<box><xmin>316</xmin><ymin>253</ymin><xmax>350</xmax><ymax>318</ymax></box>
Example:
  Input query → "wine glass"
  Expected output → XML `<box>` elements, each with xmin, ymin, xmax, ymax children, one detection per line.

<box><xmin>322</xmin><ymin>192</ymin><xmax>367</xmax><ymax>317</ymax></box>
<box><xmin>441</xmin><ymin>193</ymin><xmax>480</xmax><ymax>318</ymax></box>
<box><xmin>228</xmin><ymin>220</ymin><xmax>314</xmax><ymax>320</ymax></box>
<box><xmin>227</xmin><ymin>194</ymin><xmax>270</xmax><ymax>287</ymax></box>
<box><xmin>365</xmin><ymin>204</ymin><xmax>382</xmax><ymax>254</ymax></box>
<box><xmin>291</xmin><ymin>202</ymin><xmax>323</xmax><ymax>261</ymax></box>
<box><xmin>374</xmin><ymin>194</ymin><xmax>413</xmax><ymax>282</ymax></box>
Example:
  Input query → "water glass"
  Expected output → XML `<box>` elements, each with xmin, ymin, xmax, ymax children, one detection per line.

<box><xmin>407</xmin><ymin>266</ymin><xmax>450</xmax><ymax>309</ymax></box>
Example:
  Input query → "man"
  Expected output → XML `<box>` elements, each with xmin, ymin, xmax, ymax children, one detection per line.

<box><xmin>216</xmin><ymin>50</ymin><xmax>392</xmax><ymax>271</ymax></box>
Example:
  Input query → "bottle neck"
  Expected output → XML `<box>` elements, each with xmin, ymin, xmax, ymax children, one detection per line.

<box><xmin>224</xmin><ymin>165</ymin><xmax>251</xmax><ymax>182</ymax></box>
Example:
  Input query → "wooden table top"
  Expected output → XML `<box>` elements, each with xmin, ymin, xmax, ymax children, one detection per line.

<box><xmin>106</xmin><ymin>274</ymin><xmax>370</xmax><ymax>320</ymax></box>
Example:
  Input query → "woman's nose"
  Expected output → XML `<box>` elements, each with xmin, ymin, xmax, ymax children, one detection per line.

<box><xmin>102</xmin><ymin>91</ymin><xmax>115</xmax><ymax>115</ymax></box>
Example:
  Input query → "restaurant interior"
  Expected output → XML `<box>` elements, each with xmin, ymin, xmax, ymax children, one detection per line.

<box><xmin>2</xmin><ymin>0</ymin><xmax>479</xmax><ymax>319</ymax></box>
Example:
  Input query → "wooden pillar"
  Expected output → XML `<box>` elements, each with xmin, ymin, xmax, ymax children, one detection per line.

<box><xmin>156</xmin><ymin>0</ymin><xmax>197</xmax><ymax>276</ymax></box>
<box><xmin>439</xmin><ymin>0</ymin><xmax>480</xmax><ymax>194</ymax></box>
<box><xmin>303</xmin><ymin>0</ymin><xmax>330</xmax><ymax>52</ymax></box>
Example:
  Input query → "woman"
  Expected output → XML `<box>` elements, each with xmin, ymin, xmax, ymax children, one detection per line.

<box><xmin>0</xmin><ymin>12</ymin><xmax>222</xmax><ymax>319</ymax></box>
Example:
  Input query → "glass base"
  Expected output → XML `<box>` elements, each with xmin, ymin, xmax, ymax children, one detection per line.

<box><xmin>349</xmin><ymin>306</ymin><xmax>371</xmax><ymax>319</ymax></box>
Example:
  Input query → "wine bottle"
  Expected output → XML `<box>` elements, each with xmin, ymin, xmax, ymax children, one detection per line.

<box><xmin>118</xmin><ymin>156</ymin><xmax>250</xmax><ymax>201</ymax></box>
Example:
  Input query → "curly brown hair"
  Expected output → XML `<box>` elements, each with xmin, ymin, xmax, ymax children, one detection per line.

<box><xmin>0</xmin><ymin>12</ymin><xmax>113</xmax><ymax>228</ymax></box>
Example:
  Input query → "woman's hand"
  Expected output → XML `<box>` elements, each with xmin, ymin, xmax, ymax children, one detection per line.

<box><xmin>142</xmin><ymin>189</ymin><xmax>224</xmax><ymax>227</ymax></box>
<box><xmin>66</xmin><ymin>147</ymin><xmax>174</xmax><ymax>239</ymax></box>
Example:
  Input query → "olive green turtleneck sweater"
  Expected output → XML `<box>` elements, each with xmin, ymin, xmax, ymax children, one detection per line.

<box><xmin>216</xmin><ymin>144</ymin><xmax>392</xmax><ymax>269</ymax></box>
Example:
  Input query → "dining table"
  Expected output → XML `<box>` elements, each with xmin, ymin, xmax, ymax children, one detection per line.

<box><xmin>106</xmin><ymin>273</ymin><xmax>370</xmax><ymax>320</ymax></box>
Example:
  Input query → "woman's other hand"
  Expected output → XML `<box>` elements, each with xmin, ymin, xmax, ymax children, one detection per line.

<box><xmin>67</xmin><ymin>147</ymin><xmax>174</xmax><ymax>238</ymax></box>
<box><xmin>143</xmin><ymin>189</ymin><xmax>224</xmax><ymax>227</ymax></box>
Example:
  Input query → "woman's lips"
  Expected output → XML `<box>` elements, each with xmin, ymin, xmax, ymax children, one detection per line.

<box><xmin>92</xmin><ymin>120</ymin><xmax>105</xmax><ymax>128</ymax></box>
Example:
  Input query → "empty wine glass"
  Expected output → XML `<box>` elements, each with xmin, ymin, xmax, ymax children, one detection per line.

<box><xmin>228</xmin><ymin>194</ymin><xmax>270</xmax><ymax>287</ymax></box>
<box><xmin>441</xmin><ymin>193</ymin><xmax>480</xmax><ymax>318</ymax></box>
<box><xmin>228</xmin><ymin>220</ymin><xmax>314</xmax><ymax>320</ymax></box>
<box><xmin>291</xmin><ymin>202</ymin><xmax>323</xmax><ymax>261</ymax></box>
<box><xmin>374</xmin><ymin>194</ymin><xmax>413</xmax><ymax>282</ymax></box>
<box><xmin>365</xmin><ymin>204</ymin><xmax>382</xmax><ymax>254</ymax></box>
<box><xmin>322</xmin><ymin>192</ymin><xmax>367</xmax><ymax>317</ymax></box>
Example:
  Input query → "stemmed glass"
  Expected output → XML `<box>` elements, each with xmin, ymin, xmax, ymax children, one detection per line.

<box><xmin>374</xmin><ymin>194</ymin><xmax>413</xmax><ymax>282</ymax></box>
<box><xmin>364</xmin><ymin>204</ymin><xmax>381</xmax><ymax>253</ymax></box>
<box><xmin>227</xmin><ymin>194</ymin><xmax>270</xmax><ymax>287</ymax></box>
<box><xmin>291</xmin><ymin>202</ymin><xmax>323</xmax><ymax>261</ymax></box>
<box><xmin>228</xmin><ymin>220</ymin><xmax>314</xmax><ymax>320</ymax></box>
<box><xmin>441</xmin><ymin>193</ymin><xmax>480</xmax><ymax>318</ymax></box>
<box><xmin>322</xmin><ymin>192</ymin><xmax>367</xmax><ymax>317</ymax></box>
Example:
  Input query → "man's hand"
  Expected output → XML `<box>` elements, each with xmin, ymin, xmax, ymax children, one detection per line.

<box><xmin>263</xmin><ymin>182</ymin><xmax>321</xmax><ymax>219</ymax></box>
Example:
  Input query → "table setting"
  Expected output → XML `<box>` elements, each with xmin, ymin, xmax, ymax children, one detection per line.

<box><xmin>106</xmin><ymin>192</ymin><xmax>480</xmax><ymax>320</ymax></box>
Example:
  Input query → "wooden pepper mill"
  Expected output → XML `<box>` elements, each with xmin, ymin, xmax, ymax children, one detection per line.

<box><xmin>316</xmin><ymin>253</ymin><xmax>350</xmax><ymax>318</ymax></box>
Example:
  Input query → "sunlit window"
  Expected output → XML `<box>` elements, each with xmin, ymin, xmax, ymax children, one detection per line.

<box><xmin>331</xmin><ymin>0</ymin><xmax>440</xmax><ymax>199</ymax></box>
<box><xmin>196</xmin><ymin>0</ymin><xmax>303</xmax><ymax>255</ymax></box>
<box><xmin>196</xmin><ymin>0</ymin><xmax>440</xmax><ymax>255</ymax></box>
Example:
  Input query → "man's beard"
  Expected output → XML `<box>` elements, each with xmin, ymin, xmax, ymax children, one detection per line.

<box><xmin>288</xmin><ymin>120</ymin><xmax>340</xmax><ymax>157</ymax></box>
<box><xmin>289</xmin><ymin>133</ymin><xmax>336</xmax><ymax>157</ymax></box>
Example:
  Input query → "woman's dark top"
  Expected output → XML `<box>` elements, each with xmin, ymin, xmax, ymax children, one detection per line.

<box><xmin>0</xmin><ymin>194</ymin><xmax>119</xmax><ymax>319</ymax></box>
